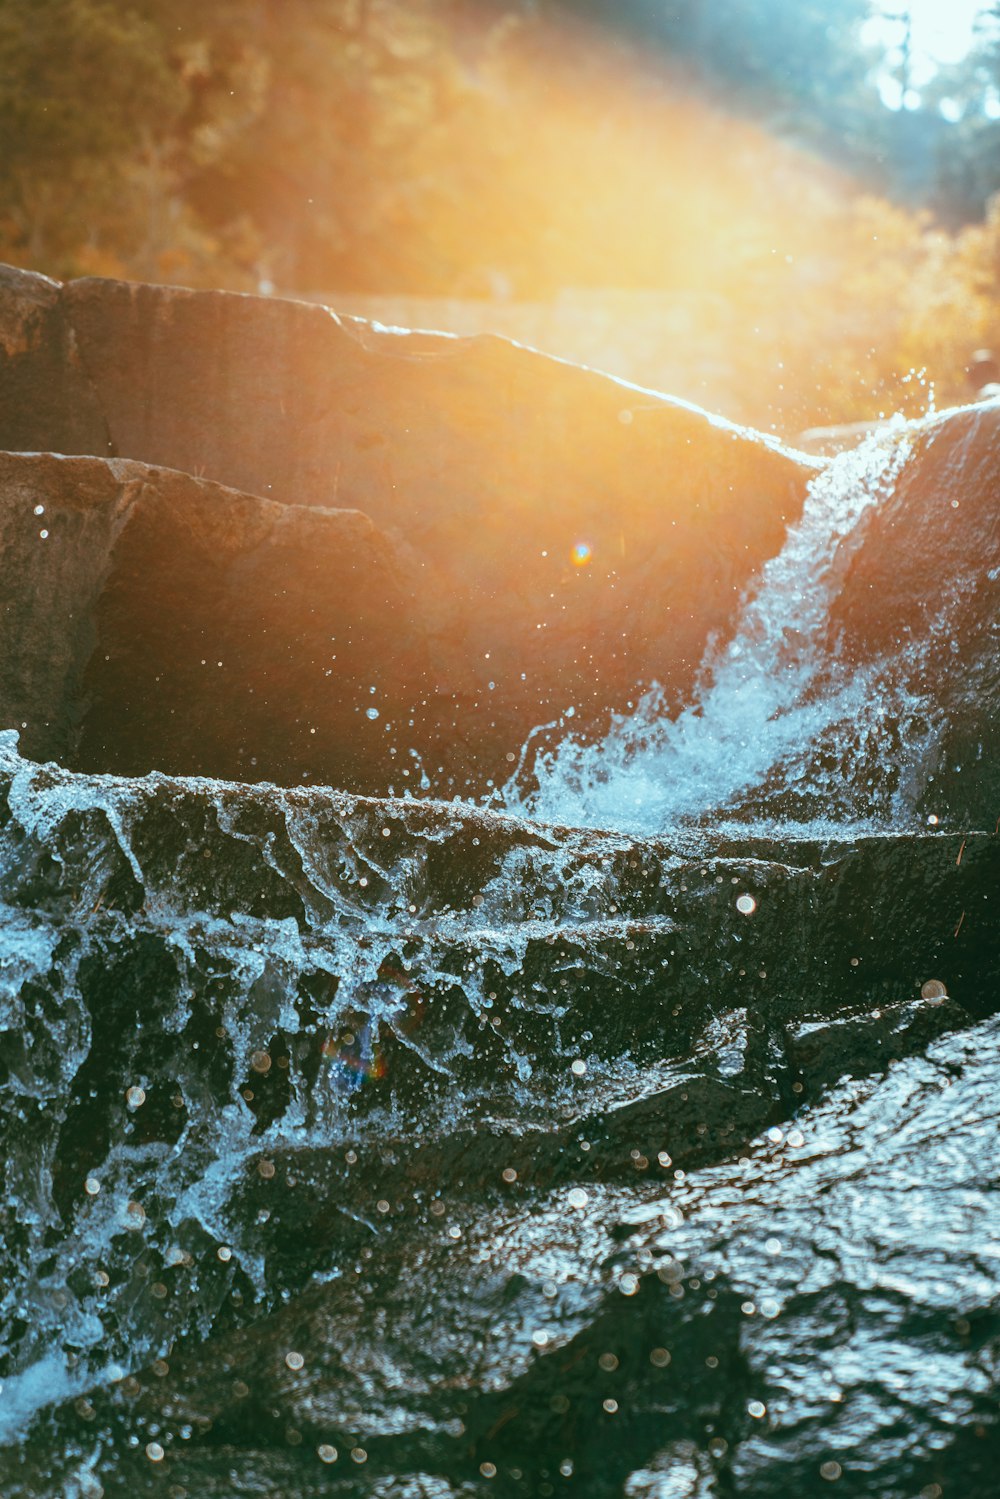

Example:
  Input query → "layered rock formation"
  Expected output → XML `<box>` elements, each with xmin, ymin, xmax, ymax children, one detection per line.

<box><xmin>1</xmin><ymin>263</ymin><xmax>999</xmax><ymax>1499</ymax></box>
<box><xmin>0</xmin><ymin>739</ymin><xmax>995</xmax><ymax>1497</ymax></box>
<box><xmin>0</xmin><ymin>264</ymin><xmax>812</xmax><ymax>794</ymax></box>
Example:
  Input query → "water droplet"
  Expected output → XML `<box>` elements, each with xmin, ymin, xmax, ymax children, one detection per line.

<box><xmin>736</xmin><ymin>893</ymin><xmax>757</xmax><ymax>915</ymax></box>
<box><xmin>649</xmin><ymin>1347</ymin><xmax>671</xmax><ymax>1366</ymax></box>
<box><xmin>531</xmin><ymin>1329</ymin><xmax>549</xmax><ymax>1347</ymax></box>
<box><xmin>84</xmin><ymin>1177</ymin><xmax>101</xmax><ymax>1196</ymax></box>
<box><xmin>618</xmin><ymin>1274</ymin><xmax>639</xmax><ymax>1296</ymax></box>
<box><xmin>480</xmin><ymin>1462</ymin><xmax>497</xmax><ymax>1478</ymax></box>
<box><xmin>567</xmin><ymin>1187</ymin><xmax>588</xmax><ymax>1208</ymax></box>
<box><xmin>820</xmin><ymin>1461</ymin><xmax>842</xmax><ymax>1481</ymax></box>
<box><xmin>217</xmin><ymin>1244</ymin><xmax>232</xmax><ymax>1262</ymax></box>
<box><xmin>250</xmin><ymin>1050</ymin><xmax>272</xmax><ymax>1074</ymax></box>
<box><xmin>317</xmin><ymin>1444</ymin><xmax>338</xmax><ymax>1464</ymax></box>
<box><xmin>366</xmin><ymin>707</ymin><xmax>380</xmax><ymax>720</ymax></box>
<box><xmin>146</xmin><ymin>1442</ymin><xmax>164</xmax><ymax>1462</ymax></box>
<box><xmin>570</xmin><ymin>1058</ymin><xmax>587</xmax><ymax>1077</ymax></box>
<box><xmin>598</xmin><ymin>1352</ymin><xmax>618</xmax><ymax>1371</ymax></box>
<box><xmin>38</xmin><ymin>529</ymin><xmax>49</xmax><ymax>540</ymax></box>
<box><xmin>748</xmin><ymin>1399</ymin><xmax>767</xmax><ymax>1418</ymax></box>
<box><xmin>602</xmin><ymin>1397</ymin><xmax>619</xmax><ymax>1413</ymax></box>
<box><xmin>33</xmin><ymin>504</ymin><xmax>44</xmax><ymax>516</ymax></box>
<box><xmin>921</xmin><ymin>978</ymin><xmax>948</xmax><ymax>1002</ymax></box>
<box><xmin>285</xmin><ymin>1351</ymin><xmax>304</xmax><ymax>1370</ymax></box>
<box><xmin>501</xmin><ymin>1167</ymin><xmax>517</xmax><ymax>1183</ymax></box>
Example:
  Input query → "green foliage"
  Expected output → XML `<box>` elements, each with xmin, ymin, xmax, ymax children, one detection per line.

<box><xmin>0</xmin><ymin>0</ymin><xmax>998</xmax><ymax>432</ymax></box>
<box><xmin>0</xmin><ymin>0</ymin><xmax>179</xmax><ymax>172</ymax></box>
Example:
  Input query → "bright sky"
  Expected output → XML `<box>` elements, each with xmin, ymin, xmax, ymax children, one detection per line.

<box><xmin>862</xmin><ymin>0</ymin><xmax>999</xmax><ymax>110</ymax></box>
<box><xmin>864</xmin><ymin>0</ymin><xmax>992</xmax><ymax>71</ymax></box>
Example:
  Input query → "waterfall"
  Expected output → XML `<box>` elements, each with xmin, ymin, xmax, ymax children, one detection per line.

<box><xmin>506</xmin><ymin>420</ymin><xmax>935</xmax><ymax>837</ymax></box>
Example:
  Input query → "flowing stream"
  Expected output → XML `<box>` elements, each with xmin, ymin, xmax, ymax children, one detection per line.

<box><xmin>506</xmin><ymin>424</ymin><xmax>929</xmax><ymax>837</ymax></box>
<box><xmin>1</xmin><ymin>409</ymin><xmax>998</xmax><ymax>1498</ymax></box>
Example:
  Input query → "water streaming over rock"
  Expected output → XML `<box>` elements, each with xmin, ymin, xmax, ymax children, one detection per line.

<box><xmin>508</xmin><ymin>424</ymin><xmax>934</xmax><ymax>837</ymax></box>
<box><xmin>1</xmin><ymin>402</ymin><xmax>999</xmax><ymax>1497</ymax></box>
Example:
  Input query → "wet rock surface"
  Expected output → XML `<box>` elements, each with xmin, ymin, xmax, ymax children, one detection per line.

<box><xmin>1</xmin><ymin>266</ymin><xmax>999</xmax><ymax>1497</ymax></box>
<box><xmin>828</xmin><ymin>401</ymin><xmax>1000</xmax><ymax>826</ymax></box>
<box><xmin>0</xmin><ymin>740</ymin><xmax>996</xmax><ymax>1496</ymax></box>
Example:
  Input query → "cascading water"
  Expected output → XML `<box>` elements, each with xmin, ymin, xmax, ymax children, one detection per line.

<box><xmin>2</xmin><ymin>402</ymin><xmax>999</xmax><ymax>1499</ymax></box>
<box><xmin>507</xmin><ymin>422</ymin><xmax>937</xmax><ymax>837</ymax></box>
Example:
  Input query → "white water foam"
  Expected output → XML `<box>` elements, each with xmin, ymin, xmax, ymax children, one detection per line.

<box><xmin>505</xmin><ymin>423</ymin><xmax>920</xmax><ymax>837</ymax></box>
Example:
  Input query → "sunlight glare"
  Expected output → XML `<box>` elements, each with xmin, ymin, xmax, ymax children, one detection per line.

<box><xmin>863</xmin><ymin>0</ymin><xmax>996</xmax><ymax>101</ymax></box>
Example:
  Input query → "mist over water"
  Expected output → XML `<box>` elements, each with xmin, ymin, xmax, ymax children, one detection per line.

<box><xmin>505</xmin><ymin>421</ymin><xmax>937</xmax><ymax>839</ymax></box>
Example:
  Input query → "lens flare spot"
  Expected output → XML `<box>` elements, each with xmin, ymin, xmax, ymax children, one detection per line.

<box><xmin>570</xmin><ymin>541</ymin><xmax>593</xmax><ymax>567</ymax></box>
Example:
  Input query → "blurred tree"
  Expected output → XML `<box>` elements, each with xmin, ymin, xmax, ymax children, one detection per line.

<box><xmin>0</xmin><ymin>0</ymin><xmax>271</xmax><ymax>279</ymax></box>
<box><xmin>181</xmin><ymin>0</ymin><xmax>475</xmax><ymax>290</ymax></box>
<box><xmin>0</xmin><ymin>0</ymin><xmax>999</xmax><ymax>432</ymax></box>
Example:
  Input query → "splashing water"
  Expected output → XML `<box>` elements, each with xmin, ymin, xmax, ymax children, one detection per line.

<box><xmin>506</xmin><ymin>422</ymin><xmax>928</xmax><ymax>837</ymax></box>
